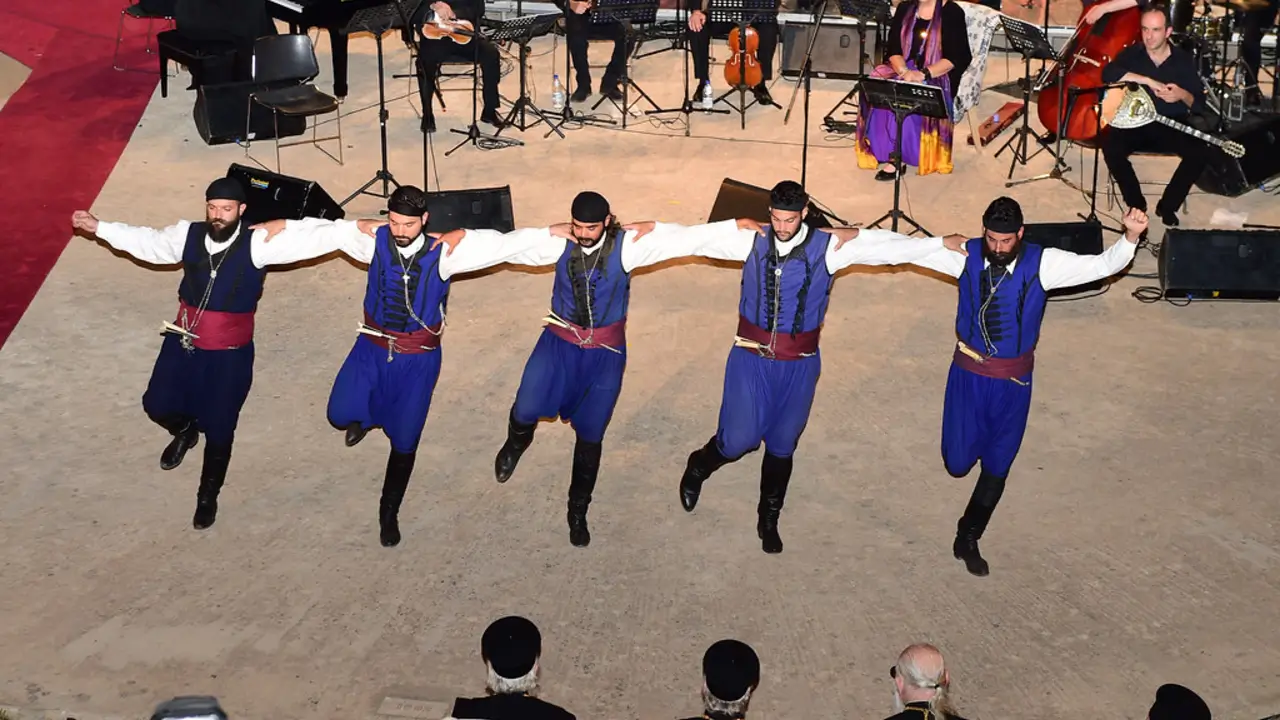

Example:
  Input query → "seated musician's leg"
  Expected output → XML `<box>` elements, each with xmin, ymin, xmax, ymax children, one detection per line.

<box><xmin>474</xmin><ymin>38</ymin><xmax>503</xmax><ymax>126</ymax></box>
<box><xmin>599</xmin><ymin>21</ymin><xmax>630</xmax><ymax>99</ymax></box>
<box><xmin>749</xmin><ymin>22</ymin><xmax>779</xmax><ymax>105</ymax></box>
<box><xmin>565</xmin><ymin>9</ymin><xmax>593</xmax><ymax>99</ymax></box>
<box><xmin>687</xmin><ymin>21</ymin><xmax>714</xmax><ymax>105</ymax></box>
<box><xmin>1155</xmin><ymin>123</ymin><xmax>1211</xmax><ymax>226</ymax></box>
<box><xmin>415</xmin><ymin>39</ymin><xmax>449</xmax><ymax>132</ymax></box>
<box><xmin>1100</xmin><ymin>126</ymin><xmax>1148</xmax><ymax>213</ymax></box>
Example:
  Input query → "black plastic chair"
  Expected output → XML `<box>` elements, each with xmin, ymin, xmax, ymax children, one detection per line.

<box><xmin>246</xmin><ymin>34</ymin><xmax>343</xmax><ymax>171</ymax></box>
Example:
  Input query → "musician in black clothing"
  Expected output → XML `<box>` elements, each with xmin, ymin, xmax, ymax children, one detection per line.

<box><xmin>413</xmin><ymin>0</ymin><xmax>502</xmax><ymax>133</ymax></box>
<box><xmin>677</xmin><ymin>640</ymin><xmax>760</xmax><ymax>720</ymax></box>
<box><xmin>558</xmin><ymin>0</ymin><xmax>632</xmax><ymax>102</ymax></box>
<box><xmin>1239</xmin><ymin>0</ymin><xmax>1278</xmax><ymax>106</ymax></box>
<box><xmin>445</xmin><ymin>616</ymin><xmax>576</xmax><ymax>720</ymax></box>
<box><xmin>685</xmin><ymin>0</ymin><xmax>781</xmax><ymax>108</ymax></box>
<box><xmin>1100</xmin><ymin>3</ymin><xmax>1210</xmax><ymax>227</ymax></box>
<box><xmin>884</xmin><ymin>644</ymin><xmax>969</xmax><ymax>720</ymax></box>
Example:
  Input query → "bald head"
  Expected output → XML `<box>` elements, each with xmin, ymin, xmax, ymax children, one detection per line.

<box><xmin>894</xmin><ymin>644</ymin><xmax>948</xmax><ymax>704</ymax></box>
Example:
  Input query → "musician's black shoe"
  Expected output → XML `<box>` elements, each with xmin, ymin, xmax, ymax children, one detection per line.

<box><xmin>572</xmin><ymin>84</ymin><xmax>591</xmax><ymax>103</ymax></box>
<box><xmin>691</xmin><ymin>80</ymin><xmax>711</xmax><ymax>109</ymax></box>
<box><xmin>875</xmin><ymin>168</ymin><xmax>897</xmax><ymax>182</ymax></box>
<box><xmin>480</xmin><ymin>108</ymin><xmax>503</xmax><ymax>129</ymax></box>
<box><xmin>600</xmin><ymin>84</ymin><xmax>624</xmax><ymax>102</ymax></box>
<box><xmin>752</xmin><ymin>82</ymin><xmax>774</xmax><ymax>107</ymax></box>
<box><xmin>421</xmin><ymin>115</ymin><xmax>436</xmax><ymax>134</ymax></box>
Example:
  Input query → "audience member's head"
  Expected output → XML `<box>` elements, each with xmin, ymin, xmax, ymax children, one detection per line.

<box><xmin>1148</xmin><ymin>684</ymin><xmax>1211</xmax><ymax>720</ymax></box>
<box><xmin>481</xmin><ymin>616</ymin><xmax>541</xmax><ymax>696</ymax></box>
<box><xmin>891</xmin><ymin>643</ymin><xmax>957</xmax><ymax>719</ymax></box>
<box><xmin>699</xmin><ymin>639</ymin><xmax>760</xmax><ymax>719</ymax></box>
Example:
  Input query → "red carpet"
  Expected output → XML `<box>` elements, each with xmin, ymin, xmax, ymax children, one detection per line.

<box><xmin>0</xmin><ymin>1</ymin><xmax>158</xmax><ymax>348</ymax></box>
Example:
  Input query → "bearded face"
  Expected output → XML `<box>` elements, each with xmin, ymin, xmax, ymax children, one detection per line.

<box><xmin>206</xmin><ymin>199</ymin><xmax>243</xmax><ymax>243</ymax></box>
<box><xmin>768</xmin><ymin>209</ymin><xmax>804</xmax><ymax>242</ymax></box>
<box><xmin>571</xmin><ymin>218</ymin><xmax>609</xmax><ymax>247</ymax></box>
<box><xmin>982</xmin><ymin>229</ymin><xmax>1022</xmax><ymax>268</ymax></box>
<box><xmin>387</xmin><ymin>211</ymin><xmax>426</xmax><ymax>247</ymax></box>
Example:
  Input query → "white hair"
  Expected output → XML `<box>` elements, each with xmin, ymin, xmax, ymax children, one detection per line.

<box><xmin>485</xmin><ymin>661</ymin><xmax>539</xmax><ymax>696</ymax></box>
<box><xmin>894</xmin><ymin>659</ymin><xmax>956</xmax><ymax>720</ymax></box>
<box><xmin>701</xmin><ymin>683</ymin><xmax>751</xmax><ymax>719</ymax></box>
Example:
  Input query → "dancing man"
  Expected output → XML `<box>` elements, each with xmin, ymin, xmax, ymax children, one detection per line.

<box><xmin>70</xmin><ymin>178</ymin><xmax>358</xmax><ymax>530</ymax></box>
<box><xmin>255</xmin><ymin>187</ymin><xmax>569</xmax><ymax>547</ymax></box>
<box><xmin>906</xmin><ymin>198</ymin><xmax>1145</xmax><ymax>576</ymax></box>
<box><xmin>466</xmin><ymin>192</ymin><xmax>765</xmax><ymax>547</ymax></box>
<box><xmin>673</xmin><ymin>181</ymin><xmax>967</xmax><ymax>554</ymax></box>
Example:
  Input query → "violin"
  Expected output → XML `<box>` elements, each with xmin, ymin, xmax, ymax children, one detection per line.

<box><xmin>421</xmin><ymin>13</ymin><xmax>474</xmax><ymax>44</ymax></box>
<box><xmin>724</xmin><ymin>25</ymin><xmax>763</xmax><ymax>88</ymax></box>
<box><xmin>1035</xmin><ymin>1</ymin><xmax>1141</xmax><ymax>141</ymax></box>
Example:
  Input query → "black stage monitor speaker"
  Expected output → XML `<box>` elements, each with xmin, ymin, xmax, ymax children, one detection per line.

<box><xmin>707</xmin><ymin>178</ymin><xmax>830</xmax><ymax>228</ymax></box>
<box><xmin>1159</xmin><ymin>228</ymin><xmax>1280</xmax><ymax>299</ymax></box>
<box><xmin>425</xmin><ymin>186</ymin><xmax>515</xmax><ymax>233</ymax></box>
<box><xmin>1022</xmin><ymin>221</ymin><xmax>1105</xmax><ymax>295</ymax></box>
<box><xmin>227</xmin><ymin>164</ymin><xmax>344</xmax><ymax>225</ymax></box>
<box><xmin>194</xmin><ymin>81</ymin><xmax>306</xmax><ymax>146</ymax></box>
<box><xmin>780</xmin><ymin>22</ymin><xmax>877</xmax><ymax>80</ymax></box>
<box><xmin>1195</xmin><ymin>113</ymin><xmax>1280</xmax><ymax>197</ymax></box>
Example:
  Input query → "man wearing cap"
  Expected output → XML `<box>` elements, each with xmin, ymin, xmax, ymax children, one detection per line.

<box><xmin>667</xmin><ymin>180</ymin><xmax>969</xmax><ymax>554</ymax></box>
<box><xmin>679</xmin><ymin>639</ymin><xmax>761</xmax><ymax>720</ymax></box>
<box><xmin>885</xmin><ymin>643</ymin><xmax>968</xmax><ymax>720</ymax></box>
<box><xmin>903</xmin><ymin>198</ymin><xmax>1147</xmax><ymax>576</ymax></box>
<box><xmin>71</xmin><ymin>178</ymin><xmax>357</xmax><ymax>530</ymax></box>
<box><xmin>464</xmin><ymin>191</ymin><xmax>770</xmax><ymax>548</ymax></box>
<box><xmin>445</xmin><ymin>615</ymin><xmax>576</xmax><ymax>720</ymax></box>
<box><xmin>254</xmin><ymin>187</ymin><xmax>570</xmax><ymax>547</ymax></box>
<box><xmin>1147</xmin><ymin>683</ymin><xmax>1212</xmax><ymax>720</ymax></box>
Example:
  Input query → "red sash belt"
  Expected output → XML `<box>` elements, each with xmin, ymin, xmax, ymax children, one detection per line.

<box><xmin>176</xmin><ymin>300</ymin><xmax>254</xmax><ymax>350</ymax></box>
<box><xmin>546</xmin><ymin>318</ymin><xmax>626</xmax><ymax>350</ymax></box>
<box><xmin>735</xmin><ymin>316</ymin><xmax>821</xmax><ymax>360</ymax></box>
<box><xmin>952</xmin><ymin>344</ymin><xmax>1035</xmax><ymax>380</ymax></box>
<box><xmin>362</xmin><ymin>312</ymin><xmax>443</xmax><ymax>354</ymax></box>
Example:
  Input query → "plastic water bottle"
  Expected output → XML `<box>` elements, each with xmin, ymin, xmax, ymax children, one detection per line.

<box><xmin>700</xmin><ymin>81</ymin><xmax>714</xmax><ymax>109</ymax></box>
<box><xmin>551</xmin><ymin>74</ymin><xmax>566</xmax><ymax>112</ymax></box>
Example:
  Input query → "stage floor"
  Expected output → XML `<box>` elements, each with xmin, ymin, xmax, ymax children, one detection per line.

<box><xmin>1</xmin><ymin>29</ymin><xmax>1278</xmax><ymax>720</ymax></box>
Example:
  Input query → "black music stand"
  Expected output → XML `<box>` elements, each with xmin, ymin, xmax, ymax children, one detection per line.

<box><xmin>645</xmin><ymin>0</ymin><xmax>728</xmax><ymax>136</ymax></box>
<box><xmin>995</xmin><ymin>15</ymin><xmax>1064</xmax><ymax>180</ymax></box>
<box><xmin>860</xmin><ymin>77</ymin><xmax>946</xmax><ymax>235</ymax></box>
<box><xmin>1071</xmin><ymin>82</ymin><xmax>1123</xmax><ymax>234</ymax></box>
<box><xmin>494</xmin><ymin>13</ymin><xmax>563</xmax><ymax>135</ymax></box>
<box><xmin>446</xmin><ymin>18</ymin><xmax>523</xmax><ymax>156</ymax></box>
<box><xmin>821</xmin><ymin>0</ymin><xmax>891</xmax><ymax>131</ymax></box>
<box><xmin>340</xmin><ymin>0</ymin><xmax>422</xmax><ymax>207</ymax></box>
<box><xmin>589</xmin><ymin>0</ymin><xmax>661</xmax><ymax>128</ymax></box>
<box><xmin>1005</xmin><ymin>17</ymin><xmax>1078</xmax><ymax>190</ymax></box>
<box><xmin>708</xmin><ymin>0</ymin><xmax>778</xmax><ymax>129</ymax></box>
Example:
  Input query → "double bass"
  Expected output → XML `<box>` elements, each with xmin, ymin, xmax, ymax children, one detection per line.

<box><xmin>1035</xmin><ymin>2</ymin><xmax>1142</xmax><ymax>141</ymax></box>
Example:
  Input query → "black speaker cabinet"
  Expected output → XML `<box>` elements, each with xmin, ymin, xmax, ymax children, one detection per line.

<box><xmin>1159</xmin><ymin>228</ymin><xmax>1280</xmax><ymax>299</ymax></box>
<box><xmin>1022</xmin><ymin>221</ymin><xmax>1106</xmax><ymax>295</ymax></box>
<box><xmin>1195</xmin><ymin>113</ymin><xmax>1280</xmax><ymax>197</ymax></box>
<box><xmin>194</xmin><ymin>81</ymin><xmax>306</xmax><ymax>146</ymax></box>
<box><xmin>226</xmin><ymin>164</ymin><xmax>344</xmax><ymax>225</ymax></box>
<box><xmin>780</xmin><ymin>21</ymin><xmax>877</xmax><ymax>80</ymax></box>
<box><xmin>425</xmin><ymin>186</ymin><xmax>515</xmax><ymax>233</ymax></box>
<box><xmin>707</xmin><ymin>178</ymin><xmax>829</xmax><ymax>228</ymax></box>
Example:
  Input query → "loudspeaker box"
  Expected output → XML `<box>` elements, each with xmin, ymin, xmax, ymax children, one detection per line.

<box><xmin>1159</xmin><ymin>228</ymin><xmax>1280</xmax><ymax>299</ymax></box>
<box><xmin>425</xmin><ymin>186</ymin><xmax>515</xmax><ymax>233</ymax></box>
<box><xmin>1022</xmin><ymin>220</ymin><xmax>1106</xmax><ymax>295</ymax></box>
<box><xmin>194</xmin><ymin>81</ymin><xmax>306</xmax><ymax>146</ymax></box>
<box><xmin>226</xmin><ymin>164</ymin><xmax>344</xmax><ymax>225</ymax></box>
<box><xmin>780</xmin><ymin>22</ymin><xmax>877</xmax><ymax>80</ymax></box>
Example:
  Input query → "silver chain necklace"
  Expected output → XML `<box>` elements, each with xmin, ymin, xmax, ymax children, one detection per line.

<box><xmin>179</xmin><ymin>230</ymin><xmax>235</xmax><ymax>352</ymax></box>
<box><xmin>393</xmin><ymin>237</ymin><xmax>444</xmax><ymax>335</ymax></box>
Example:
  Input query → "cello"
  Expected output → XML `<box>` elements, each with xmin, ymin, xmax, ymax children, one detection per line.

<box><xmin>1035</xmin><ymin>2</ymin><xmax>1141</xmax><ymax>141</ymax></box>
<box><xmin>724</xmin><ymin>24</ymin><xmax>763</xmax><ymax>88</ymax></box>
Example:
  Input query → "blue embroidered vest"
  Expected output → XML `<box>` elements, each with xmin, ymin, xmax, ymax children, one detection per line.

<box><xmin>738</xmin><ymin>228</ymin><xmax>834</xmax><ymax>335</ymax></box>
<box><xmin>177</xmin><ymin>222</ymin><xmax>264</xmax><ymax>313</ymax></box>
<box><xmin>955</xmin><ymin>239</ymin><xmax>1048</xmax><ymax>358</ymax></box>
<box><xmin>362</xmin><ymin>227</ymin><xmax>451</xmax><ymax>332</ymax></box>
<box><xmin>549</xmin><ymin>230</ymin><xmax>630</xmax><ymax>329</ymax></box>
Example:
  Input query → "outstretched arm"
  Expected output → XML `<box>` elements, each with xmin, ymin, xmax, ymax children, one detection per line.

<box><xmin>253</xmin><ymin>217</ymin><xmax>377</xmax><ymax>265</ymax></box>
<box><xmin>1039</xmin><ymin>208</ymin><xmax>1146</xmax><ymax>291</ymax></box>
<box><xmin>825</xmin><ymin>228</ymin><xmax>967</xmax><ymax>275</ymax></box>
<box><xmin>74</xmin><ymin>210</ymin><xmax>189</xmax><ymax>265</ymax></box>
<box><xmin>437</xmin><ymin>227</ymin><xmax>568</xmax><ymax>280</ymax></box>
<box><xmin>619</xmin><ymin>219</ymin><xmax>758</xmax><ymax>271</ymax></box>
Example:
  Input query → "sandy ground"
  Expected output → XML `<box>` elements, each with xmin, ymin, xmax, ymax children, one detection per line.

<box><xmin>0</xmin><ymin>53</ymin><xmax>31</xmax><ymax>112</ymax></box>
<box><xmin>1</xmin><ymin>27</ymin><xmax>1279</xmax><ymax>720</ymax></box>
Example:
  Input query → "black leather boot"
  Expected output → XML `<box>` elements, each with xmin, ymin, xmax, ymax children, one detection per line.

<box><xmin>344</xmin><ymin>422</ymin><xmax>368</xmax><ymax>447</ymax></box>
<box><xmin>494</xmin><ymin>409</ymin><xmax>536</xmax><ymax>483</ymax></box>
<box><xmin>379</xmin><ymin>450</ymin><xmax>416</xmax><ymax>547</ymax></box>
<box><xmin>953</xmin><ymin>469</ymin><xmax>1005</xmax><ymax>576</ymax></box>
<box><xmin>567</xmin><ymin>438</ymin><xmax>602</xmax><ymax>548</ymax></box>
<box><xmin>193</xmin><ymin>443</ymin><xmax>232</xmax><ymax>529</ymax></box>
<box><xmin>757</xmin><ymin>452</ymin><xmax>792</xmax><ymax>554</ymax></box>
<box><xmin>160</xmin><ymin>419</ymin><xmax>199</xmax><ymax>470</ymax></box>
<box><xmin>679</xmin><ymin>436</ymin><xmax>730</xmax><ymax>512</ymax></box>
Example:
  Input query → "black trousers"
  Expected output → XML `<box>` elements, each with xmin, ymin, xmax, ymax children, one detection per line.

<box><xmin>416</xmin><ymin>36</ymin><xmax>501</xmax><ymax>118</ymax></box>
<box><xmin>1239</xmin><ymin>1</ymin><xmax>1279</xmax><ymax>88</ymax></box>
<box><xmin>1101</xmin><ymin>121</ymin><xmax>1213</xmax><ymax>213</ymax></box>
<box><xmin>688</xmin><ymin>21</ymin><xmax>778</xmax><ymax>83</ymax></box>
<box><xmin>563</xmin><ymin>10</ymin><xmax>631</xmax><ymax>88</ymax></box>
